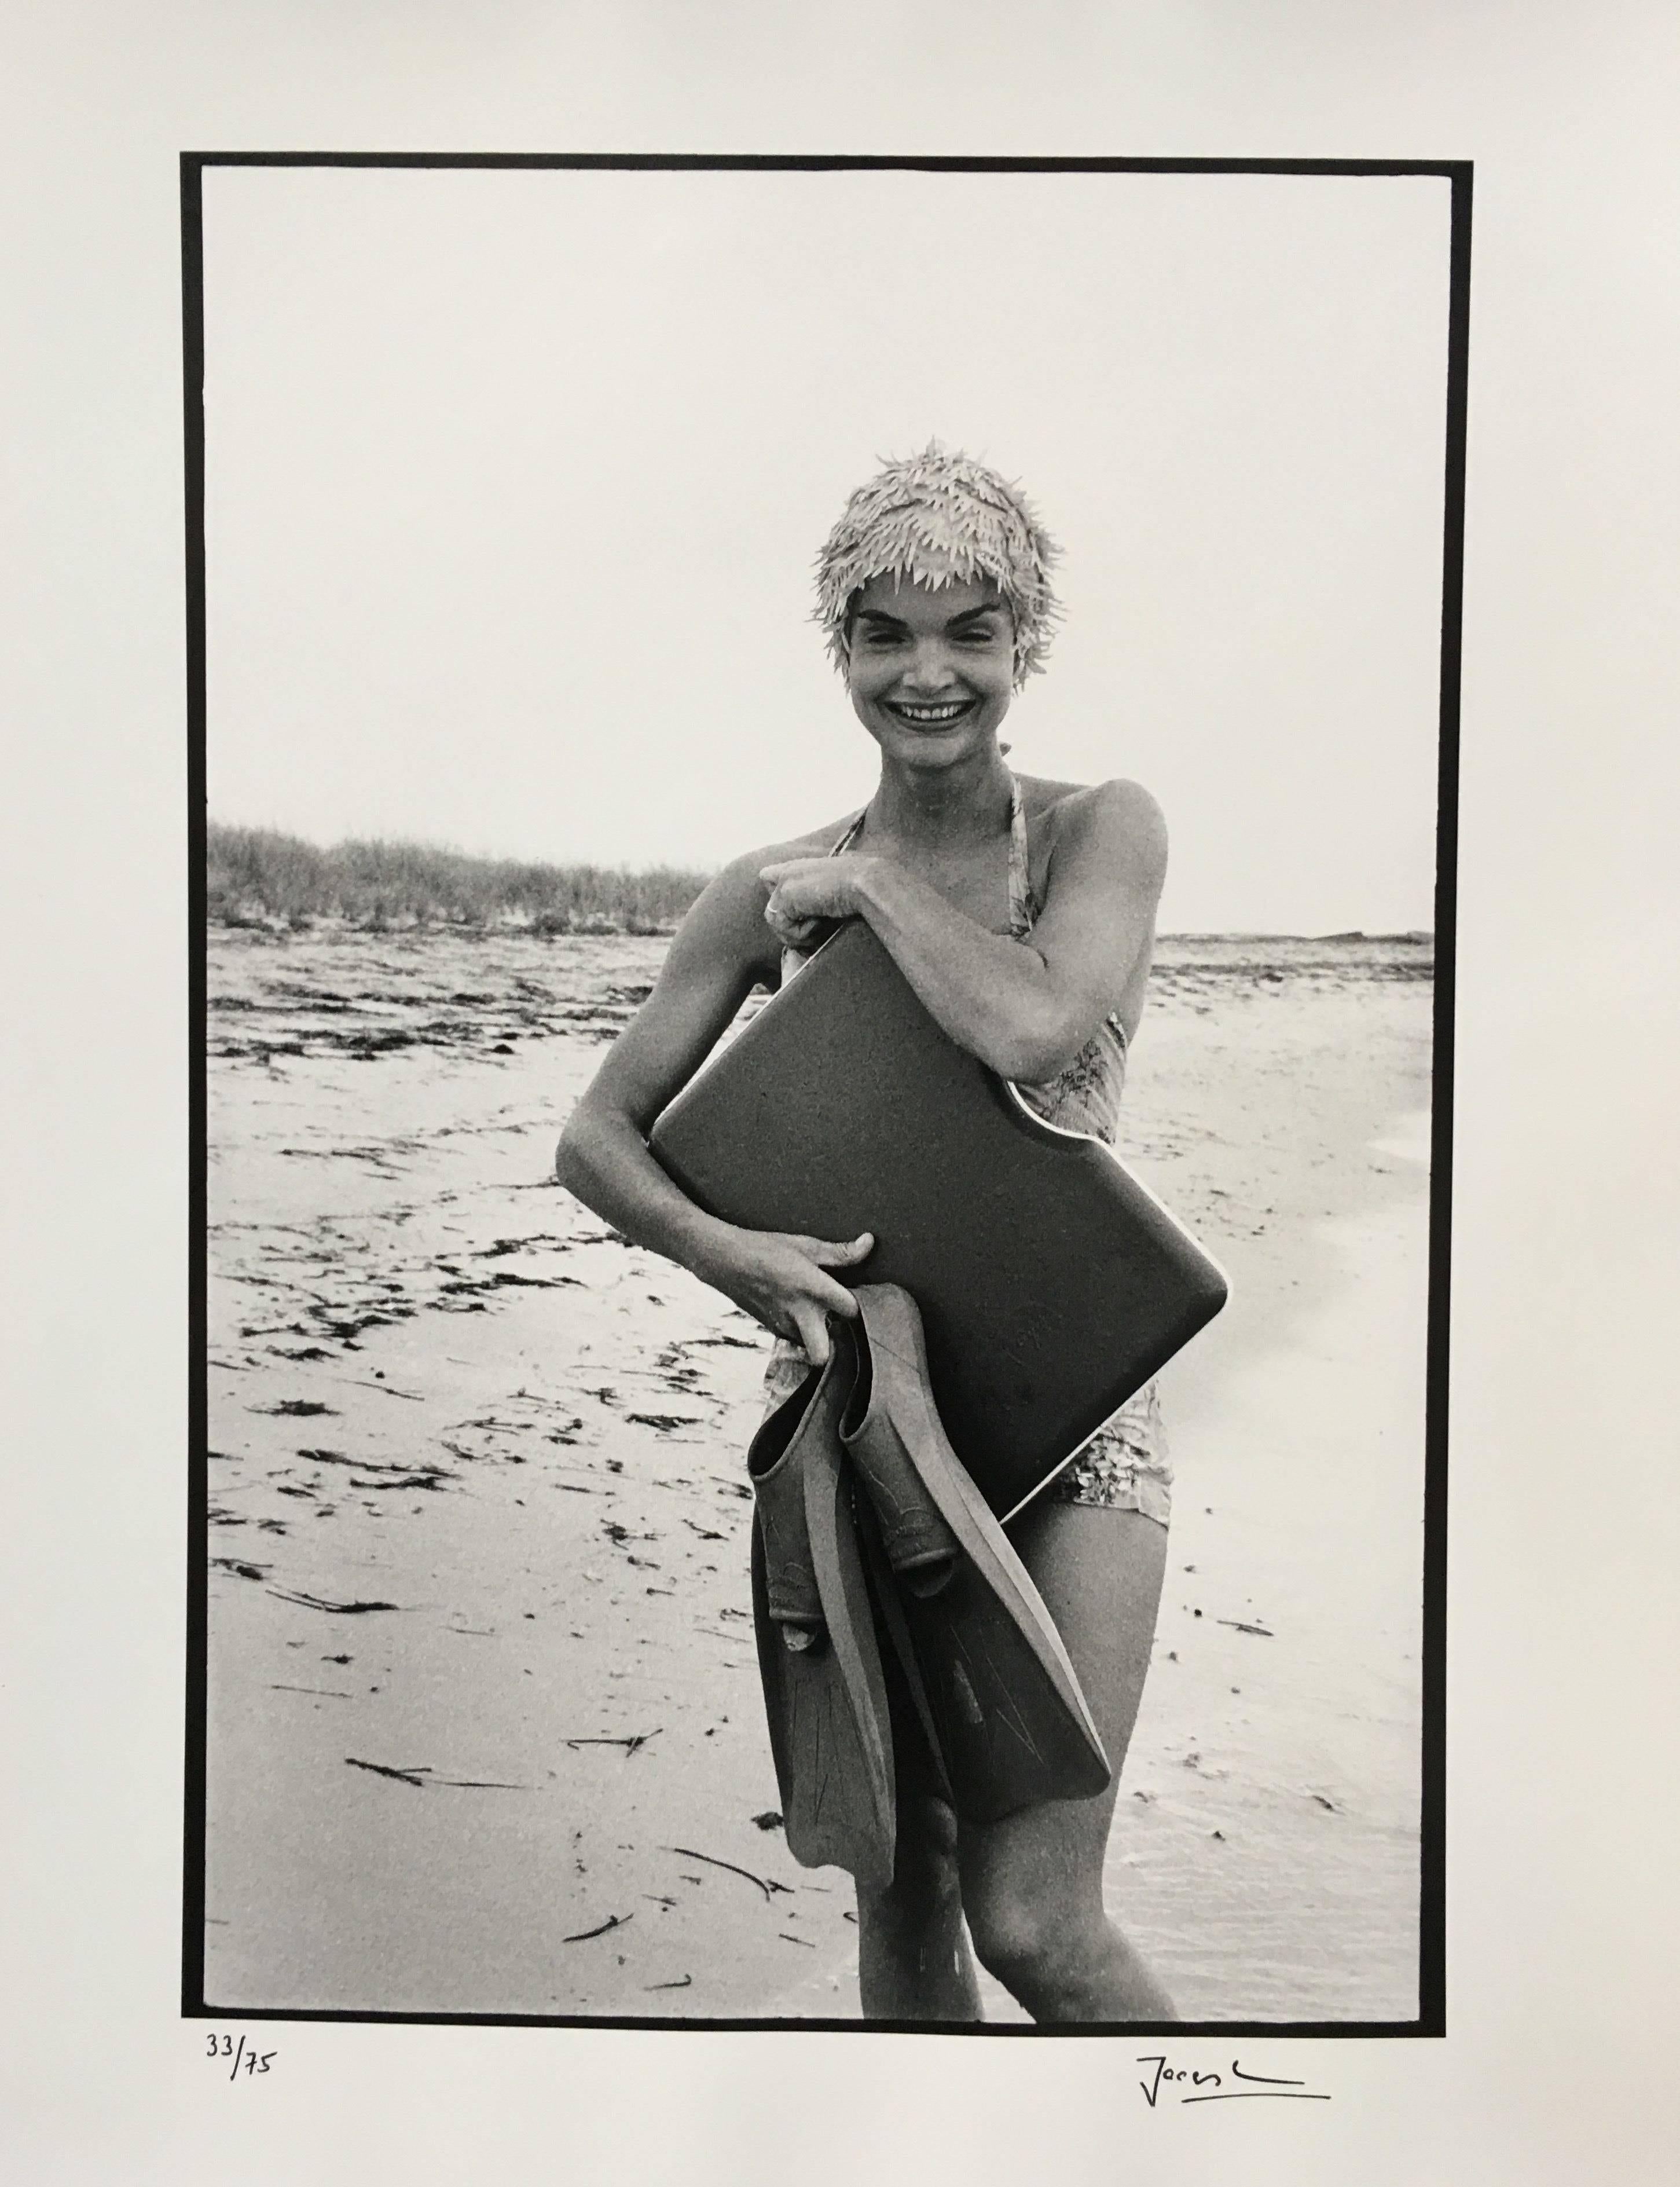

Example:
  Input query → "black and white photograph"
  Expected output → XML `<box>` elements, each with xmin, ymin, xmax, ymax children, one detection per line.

<box><xmin>9</xmin><ymin>2</ymin><xmax>1679</xmax><ymax>2179</ymax></box>
<box><xmin>192</xmin><ymin>156</ymin><xmax>1454</xmax><ymax>2028</ymax></box>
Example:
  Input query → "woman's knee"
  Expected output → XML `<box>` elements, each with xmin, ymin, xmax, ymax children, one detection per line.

<box><xmin>962</xmin><ymin>1877</ymin><xmax>1081</xmax><ymax>1988</ymax></box>
<box><xmin>958</xmin><ymin>1881</ymin><xmax>1050</xmax><ymax>1985</ymax></box>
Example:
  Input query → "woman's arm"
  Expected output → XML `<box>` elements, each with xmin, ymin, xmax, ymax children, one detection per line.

<box><xmin>760</xmin><ymin>779</ymin><xmax>1167</xmax><ymax>1082</ymax></box>
<box><xmin>553</xmin><ymin>852</ymin><xmax>873</xmax><ymax>1364</ymax></box>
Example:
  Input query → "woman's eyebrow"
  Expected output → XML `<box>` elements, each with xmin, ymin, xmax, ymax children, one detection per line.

<box><xmin>853</xmin><ymin>602</ymin><xmax>1008</xmax><ymax>632</ymax></box>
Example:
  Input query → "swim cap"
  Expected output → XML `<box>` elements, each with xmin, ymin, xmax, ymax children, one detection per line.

<box><xmin>815</xmin><ymin>444</ymin><xmax>1062</xmax><ymax>688</ymax></box>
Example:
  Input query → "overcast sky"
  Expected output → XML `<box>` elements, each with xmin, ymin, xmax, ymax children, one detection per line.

<box><xmin>203</xmin><ymin>164</ymin><xmax>1451</xmax><ymax>933</ymax></box>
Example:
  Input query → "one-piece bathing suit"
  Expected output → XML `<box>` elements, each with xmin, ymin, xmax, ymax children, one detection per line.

<box><xmin>760</xmin><ymin>775</ymin><xmax>1172</xmax><ymax>1525</ymax></box>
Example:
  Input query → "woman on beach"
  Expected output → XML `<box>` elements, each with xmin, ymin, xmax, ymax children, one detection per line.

<box><xmin>556</xmin><ymin>446</ymin><xmax>1176</xmax><ymax>2023</ymax></box>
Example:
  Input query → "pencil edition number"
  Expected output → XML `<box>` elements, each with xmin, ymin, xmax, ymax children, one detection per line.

<box><xmin>206</xmin><ymin>2033</ymin><xmax>276</xmax><ymax>2080</ymax></box>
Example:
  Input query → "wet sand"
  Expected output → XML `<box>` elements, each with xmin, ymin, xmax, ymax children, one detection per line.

<box><xmin>203</xmin><ymin>925</ymin><xmax>1433</xmax><ymax>2020</ymax></box>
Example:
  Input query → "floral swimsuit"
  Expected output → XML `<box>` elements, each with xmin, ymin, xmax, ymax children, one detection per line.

<box><xmin>760</xmin><ymin>776</ymin><xmax>1172</xmax><ymax>1526</ymax></box>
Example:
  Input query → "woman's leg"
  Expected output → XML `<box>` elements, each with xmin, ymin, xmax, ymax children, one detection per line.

<box><xmin>854</xmin><ymin>1789</ymin><xmax>982</xmax><ymax>2021</ymax></box>
<box><xmin>852</xmin><ymin>1568</ymin><xmax>982</xmax><ymax>2020</ymax></box>
<box><xmin>854</xmin><ymin>1500</ymin><xmax>1171</xmax><ymax>2022</ymax></box>
<box><xmin>955</xmin><ymin>1501</ymin><xmax>1176</xmax><ymax>2023</ymax></box>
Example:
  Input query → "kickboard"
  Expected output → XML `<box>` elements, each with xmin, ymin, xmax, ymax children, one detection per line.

<box><xmin>650</xmin><ymin>919</ymin><xmax>1228</xmax><ymax>1521</ymax></box>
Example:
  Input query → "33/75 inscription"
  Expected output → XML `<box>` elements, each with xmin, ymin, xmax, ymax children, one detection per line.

<box><xmin>206</xmin><ymin>2033</ymin><xmax>277</xmax><ymax>2080</ymax></box>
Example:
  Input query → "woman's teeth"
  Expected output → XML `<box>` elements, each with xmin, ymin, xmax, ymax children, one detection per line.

<box><xmin>892</xmin><ymin>699</ymin><xmax>970</xmax><ymax>724</ymax></box>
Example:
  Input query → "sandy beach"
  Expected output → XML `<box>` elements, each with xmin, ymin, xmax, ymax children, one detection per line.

<box><xmin>201</xmin><ymin>924</ymin><xmax>1433</xmax><ymax>2022</ymax></box>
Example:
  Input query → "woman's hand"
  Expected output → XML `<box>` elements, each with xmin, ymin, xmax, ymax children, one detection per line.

<box><xmin>702</xmin><ymin>1224</ymin><xmax>875</xmax><ymax>1364</ymax></box>
<box><xmin>759</xmin><ymin>855</ymin><xmax>876</xmax><ymax>950</ymax></box>
<box><xmin>767</xmin><ymin>784</ymin><xmax>1167</xmax><ymax>1082</ymax></box>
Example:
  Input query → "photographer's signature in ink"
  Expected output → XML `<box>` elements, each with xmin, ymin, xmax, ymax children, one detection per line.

<box><xmin>1137</xmin><ymin>2056</ymin><xmax>1331</xmax><ymax>2107</ymax></box>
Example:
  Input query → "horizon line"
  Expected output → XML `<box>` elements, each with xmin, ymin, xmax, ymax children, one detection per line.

<box><xmin>204</xmin><ymin>818</ymin><xmax>1433</xmax><ymax>940</ymax></box>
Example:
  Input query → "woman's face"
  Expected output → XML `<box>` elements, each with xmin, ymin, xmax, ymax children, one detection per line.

<box><xmin>844</xmin><ymin>572</ymin><xmax>1015</xmax><ymax>767</ymax></box>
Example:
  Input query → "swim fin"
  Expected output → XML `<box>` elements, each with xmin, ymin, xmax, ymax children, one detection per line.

<box><xmin>851</xmin><ymin>1490</ymin><xmax>956</xmax><ymax>1811</ymax></box>
<box><xmin>842</xmin><ymin>1283</ymin><xmax>1113</xmax><ymax>1823</ymax></box>
<box><xmin>748</xmin><ymin>1326</ymin><xmax>895</xmax><ymax>1891</ymax></box>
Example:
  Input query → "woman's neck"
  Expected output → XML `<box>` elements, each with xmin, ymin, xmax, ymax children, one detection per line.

<box><xmin>865</xmin><ymin>746</ymin><xmax>1015</xmax><ymax>853</ymax></box>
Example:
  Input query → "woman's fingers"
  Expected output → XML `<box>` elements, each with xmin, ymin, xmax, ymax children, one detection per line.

<box><xmin>790</xmin><ymin>1299</ymin><xmax>832</xmax><ymax>1366</ymax></box>
<box><xmin>764</xmin><ymin>904</ymin><xmax>819</xmax><ymax>947</ymax></box>
<box><xmin>800</xmin><ymin>1231</ymin><xmax>875</xmax><ymax>1269</ymax></box>
<box><xmin>761</xmin><ymin>886</ymin><xmax>819</xmax><ymax>944</ymax></box>
<box><xmin>760</xmin><ymin>859</ymin><xmax>853</xmax><ymax>931</ymax></box>
<box><xmin>716</xmin><ymin>1230</ymin><xmax>872</xmax><ymax>1354</ymax></box>
<box><xmin>760</xmin><ymin>858</ymin><xmax>828</xmax><ymax>893</ymax></box>
<box><xmin>790</xmin><ymin>1258</ymin><xmax>860</xmax><ymax>1322</ymax></box>
<box><xmin>790</xmin><ymin>1234</ymin><xmax>873</xmax><ymax>1327</ymax></box>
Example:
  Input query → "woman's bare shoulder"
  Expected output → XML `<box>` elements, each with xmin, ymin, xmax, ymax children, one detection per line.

<box><xmin>677</xmin><ymin>811</ymin><xmax>864</xmax><ymax>975</ymax></box>
<box><xmin>711</xmin><ymin>808</ymin><xmax>864</xmax><ymax>890</ymax></box>
<box><xmin>766</xmin><ymin>809</ymin><xmax>866</xmax><ymax>862</ymax></box>
<box><xmin>1018</xmin><ymin>772</ymin><xmax>1167</xmax><ymax>853</ymax></box>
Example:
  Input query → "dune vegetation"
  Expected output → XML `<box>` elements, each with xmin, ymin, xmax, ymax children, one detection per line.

<box><xmin>206</xmin><ymin>823</ymin><xmax>711</xmax><ymax>936</ymax></box>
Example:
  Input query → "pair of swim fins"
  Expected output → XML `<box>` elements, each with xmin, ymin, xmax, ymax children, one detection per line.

<box><xmin>747</xmin><ymin>1282</ymin><xmax>1112</xmax><ymax>1888</ymax></box>
<box><xmin>749</xmin><ymin>1323</ymin><xmax>897</xmax><ymax>1891</ymax></box>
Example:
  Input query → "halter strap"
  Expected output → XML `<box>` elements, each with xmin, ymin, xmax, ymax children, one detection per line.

<box><xmin>828</xmin><ymin>775</ymin><xmax>1037</xmax><ymax>939</ymax></box>
<box><xmin>830</xmin><ymin>808</ymin><xmax>868</xmax><ymax>857</ymax></box>
<box><xmin>1006</xmin><ymin>777</ymin><xmax>1037</xmax><ymax>938</ymax></box>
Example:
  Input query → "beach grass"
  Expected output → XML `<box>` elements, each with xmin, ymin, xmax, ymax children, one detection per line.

<box><xmin>206</xmin><ymin>823</ymin><xmax>712</xmax><ymax>936</ymax></box>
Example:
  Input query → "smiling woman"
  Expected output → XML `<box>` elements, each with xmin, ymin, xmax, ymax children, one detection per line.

<box><xmin>555</xmin><ymin>445</ymin><xmax>1180</xmax><ymax>2023</ymax></box>
<box><xmin>848</xmin><ymin>579</ymin><xmax>1015</xmax><ymax>735</ymax></box>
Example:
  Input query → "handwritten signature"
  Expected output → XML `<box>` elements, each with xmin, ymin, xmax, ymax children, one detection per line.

<box><xmin>1137</xmin><ymin>2056</ymin><xmax>1331</xmax><ymax>2107</ymax></box>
